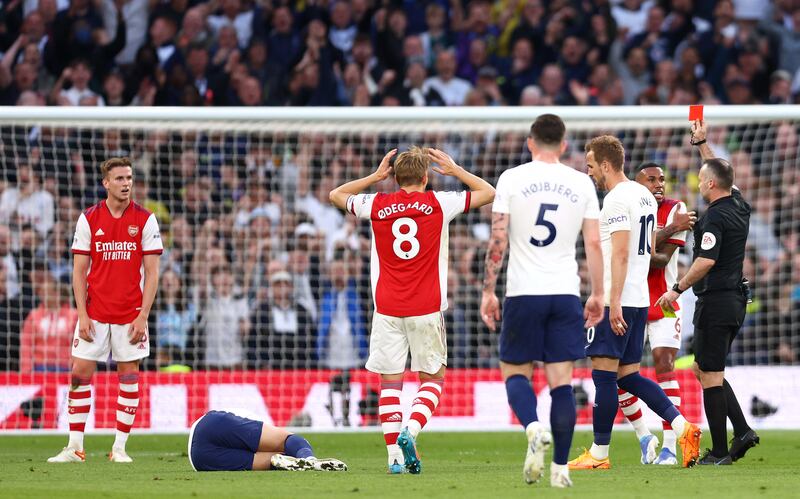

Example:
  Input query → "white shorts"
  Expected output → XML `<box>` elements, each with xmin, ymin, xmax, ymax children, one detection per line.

<box><xmin>645</xmin><ymin>314</ymin><xmax>682</xmax><ymax>350</ymax></box>
<box><xmin>72</xmin><ymin>320</ymin><xmax>150</xmax><ymax>363</ymax></box>
<box><xmin>365</xmin><ymin>311</ymin><xmax>447</xmax><ymax>375</ymax></box>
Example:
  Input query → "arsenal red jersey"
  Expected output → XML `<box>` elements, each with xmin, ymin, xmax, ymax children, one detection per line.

<box><xmin>72</xmin><ymin>201</ymin><xmax>163</xmax><ymax>324</ymax></box>
<box><xmin>647</xmin><ymin>198</ymin><xmax>688</xmax><ymax>321</ymax></box>
<box><xmin>347</xmin><ymin>189</ymin><xmax>470</xmax><ymax>317</ymax></box>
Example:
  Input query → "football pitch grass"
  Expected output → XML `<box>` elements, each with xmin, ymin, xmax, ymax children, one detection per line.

<box><xmin>1</xmin><ymin>431</ymin><xmax>798</xmax><ymax>498</ymax></box>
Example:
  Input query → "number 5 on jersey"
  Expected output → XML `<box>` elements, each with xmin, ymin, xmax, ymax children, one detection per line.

<box><xmin>530</xmin><ymin>203</ymin><xmax>559</xmax><ymax>247</ymax></box>
<box><xmin>392</xmin><ymin>217</ymin><xmax>420</xmax><ymax>259</ymax></box>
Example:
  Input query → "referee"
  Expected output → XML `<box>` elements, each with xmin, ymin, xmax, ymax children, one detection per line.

<box><xmin>656</xmin><ymin>119</ymin><xmax>759</xmax><ymax>465</ymax></box>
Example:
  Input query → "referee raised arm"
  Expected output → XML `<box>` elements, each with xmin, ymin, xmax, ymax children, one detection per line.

<box><xmin>656</xmin><ymin>119</ymin><xmax>759</xmax><ymax>465</ymax></box>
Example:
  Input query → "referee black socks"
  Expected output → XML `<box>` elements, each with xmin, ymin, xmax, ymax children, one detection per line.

<box><xmin>703</xmin><ymin>386</ymin><xmax>729</xmax><ymax>457</ymax></box>
<box><xmin>723</xmin><ymin>379</ymin><xmax>752</xmax><ymax>438</ymax></box>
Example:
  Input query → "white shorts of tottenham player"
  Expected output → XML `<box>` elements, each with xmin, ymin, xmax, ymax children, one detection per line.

<box><xmin>365</xmin><ymin>311</ymin><xmax>447</xmax><ymax>375</ymax></box>
<box><xmin>72</xmin><ymin>320</ymin><xmax>150</xmax><ymax>362</ymax></box>
<box><xmin>645</xmin><ymin>311</ymin><xmax>682</xmax><ymax>350</ymax></box>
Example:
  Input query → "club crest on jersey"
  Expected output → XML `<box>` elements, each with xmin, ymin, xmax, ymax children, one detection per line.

<box><xmin>127</xmin><ymin>225</ymin><xmax>139</xmax><ymax>237</ymax></box>
<box><xmin>73</xmin><ymin>339</ymin><xmax>79</xmax><ymax>348</ymax></box>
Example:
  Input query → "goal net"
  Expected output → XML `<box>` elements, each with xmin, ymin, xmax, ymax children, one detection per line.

<box><xmin>0</xmin><ymin>106</ymin><xmax>797</xmax><ymax>432</ymax></box>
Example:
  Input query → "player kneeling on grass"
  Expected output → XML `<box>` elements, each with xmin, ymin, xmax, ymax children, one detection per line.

<box><xmin>188</xmin><ymin>410</ymin><xmax>347</xmax><ymax>472</ymax></box>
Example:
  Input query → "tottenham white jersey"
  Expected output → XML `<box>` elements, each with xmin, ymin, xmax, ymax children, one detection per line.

<box><xmin>493</xmin><ymin>160</ymin><xmax>600</xmax><ymax>297</ymax></box>
<box><xmin>600</xmin><ymin>181</ymin><xmax>657</xmax><ymax>307</ymax></box>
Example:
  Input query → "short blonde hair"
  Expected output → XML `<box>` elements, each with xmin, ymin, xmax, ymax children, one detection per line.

<box><xmin>393</xmin><ymin>146</ymin><xmax>429</xmax><ymax>186</ymax></box>
<box><xmin>100</xmin><ymin>157</ymin><xmax>133</xmax><ymax>179</ymax></box>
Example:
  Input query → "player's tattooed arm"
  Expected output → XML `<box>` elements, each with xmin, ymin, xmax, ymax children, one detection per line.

<box><xmin>481</xmin><ymin>212</ymin><xmax>508</xmax><ymax>331</ymax></box>
<box><xmin>482</xmin><ymin>213</ymin><xmax>508</xmax><ymax>293</ymax></box>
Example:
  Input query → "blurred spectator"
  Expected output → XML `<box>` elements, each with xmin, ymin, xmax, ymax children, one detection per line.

<box><xmin>0</xmin><ymin>57</ymin><xmax>38</xmax><ymax>106</ymax></box>
<box><xmin>267</xmin><ymin>5</ymin><xmax>300</xmax><ymax>72</ymax></box>
<box><xmin>101</xmin><ymin>69</ymin><xmax>127</xmax><ymax>105</ymax></box>
<box><xmin>768</xmin><ymin>69</ymin><xmax>794</xmax><ymax>104</ymax></box>
<box><xmin>329</xmin><ymin>1</ymin><xmax>357</xmax><ymax>54</ymax></box>
<box><xmin>401</xmin><ymin>61</ymin><xmax>445</xmax><ymax>106</ymax></box>
<box><xmin>44</xmin><ymin>0</ymin><xmax>105</xmax><ymax>74</ymax></box>
<box><xmin>39</xmin><ymin>221</ymin><xmax>71</xmax><ymax>283</ymax></box>
<box><xmin>423</xmin><ymin>49</ymin><xmax>472</xmax><ymax>106</ymax></box>
<box><xmin>0</xmin><ymin>164</ymin><xmax>55</xmax><ymax>238</ymax></box>
<box><xmin>0</xmin><ymin>263</ymin><xmax>24</xmax><ymax>370</ymax></box>
<box><xmin>375</xmin><ymin>7</ymin><xmax>407</xmax><ymax>73</ymax></box>
<box><xmin>316</xmin><ymin>256</ymin><xmax>367</xmax><ymax>370</ymax></box>
<box><xmin>610</xmin><ymin>43</ymin><xmax>651</xmax><ymax>105</ymax></box>
<box><xmin>19</xmin><ymin>264</ymin><xmax>76</xmax><ymax>372</ymax></box>
<box><xmin>153</xmin><ymin>269</ymin><xmax>196</xmax><ymax>368</ymax></box>
<box><xmin>200</xmin><ymin>266</ymin><xmax>249</xmax><ymax>369</ymax></box>
<box><xmin>250</xmin><ymin>270</ymin><xmax>315</xmax><ymax>369</ymax></box>
<box><xmin>0</xmin><ymin>225</ymin><xmax>19</xmax><ymax>300</ymax></box>
<box><xmin>50</xmin><ymin>58</ymin><xmax>104</xmax><ymax>106</ymax></box>
<box><xmin>419</xmin><ymin>3</ymin><xmax>451</xmax><ymax>69</ymax></box>
<box><xmin>501</xmin><ymin>37</ymin><xmax>539</xmax><ymax>105</ymax></box>
<box><xmin>207</xmin><ymin>0</ymin><xmax>253</xmax><ymax>49</ymax></box>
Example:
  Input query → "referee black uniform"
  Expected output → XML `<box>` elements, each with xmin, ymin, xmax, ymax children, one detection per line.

<box><xmin>692</xmin><ymin>184</ymin><xmax>758</xmax><ymax>463</ymax></box>
<box><xmin>692</xmin><ymin>187</ymin><xmax>750</xmax><ymax>370</ymax></box>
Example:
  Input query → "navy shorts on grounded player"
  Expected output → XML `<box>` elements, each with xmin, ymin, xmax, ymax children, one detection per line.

<box><xmin>585</xmin><ymin>306</ymin><xmax>648</xmax><ymax>365</ymax></box>
<box><xmin>499</xmin><ymin>295</ymin><xmax>586</xmax><ymax>363</ymax></box>
<box><xmin>189</xmin><ymin>411</ymin><xmax>263</xmax><ymax>471</ymax></box>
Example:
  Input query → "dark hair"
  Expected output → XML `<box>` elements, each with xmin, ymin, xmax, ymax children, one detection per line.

<box><xmin>529</xmin><ymin>114</ymin><xmax>566</xmax><ymax>147</ymax></box>
<box><xmin>585</xmin><ymin>135</ymin><xmax>625</xmax><ymax>171</ymax></box>
<box><xmin>633</xmin><ymin>162</ymin><xmax>663</xmax><ymax>176</ymax></box>
<box><xmin>703</xmin><ymin>158</ymin><xmax>734</xmax><ymax>190</ymax></box>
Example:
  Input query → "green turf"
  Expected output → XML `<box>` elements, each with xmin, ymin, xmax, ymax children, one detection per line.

<box><xmin>0</xmin><ymin>431</ymin><xmax>795</xmax><ymax>498</ymax></box>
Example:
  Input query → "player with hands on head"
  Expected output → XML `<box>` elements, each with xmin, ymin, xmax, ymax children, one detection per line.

<box><xmin>568</xmin><ymin>136</ymin><xmax>702</xmax><ymax>471</ymax></box>
<box><xmin>48</xmin><ymin>157</ymin><xmax>162</xmax><ymax>464</ymax></box>
<box><xmin>656</xmin><ymin>118</ymin><xmax>758</xmax><ymax>466</ymax></box>
<box><xmin>330</xmin><ymin>146</ymin><xmax>494</xmax><ymax>474</ymax></box>
<box><xmin>480</xmin><ymin>114</ymin><xmax>605</xmax><ymax>488</ymax></box>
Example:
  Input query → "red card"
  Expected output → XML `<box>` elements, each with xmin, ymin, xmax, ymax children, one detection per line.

<box><xmin>689</xmin><ymin>105</ymin><xmax>704</xmax><ymax>121</ymax></box>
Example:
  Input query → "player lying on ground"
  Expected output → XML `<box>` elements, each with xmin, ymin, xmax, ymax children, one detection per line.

<box><xmin>188</xmin><ymin>410</ymin><xmax>347</xmax><ymax>472</ymax></box>
<box><xmin>617</xmin><ymin>162</ymin><xmax>696</xmax><ymax>465</ymax></box>
<box><xmin>330</xmin><ymin>146</ymin><xmax>494</xmax><ymax>474</ymax></box>
<box><xmin>568</xmin><ymin>136</ymin><xmax>702</xmax><ymax>470</ymax></box>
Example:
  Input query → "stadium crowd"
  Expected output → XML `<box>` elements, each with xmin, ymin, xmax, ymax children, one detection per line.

<box><xmin>0</xmin><ymin>0</ymin><xmax>799</xmax><ymax>107</ymax></box>
<box><xmin>0</xmin><ymin>117</ymin><xmax>798</xmax><ymax>372</ymax></box>
<box><xmin>0</xmin><ymin>0</ymin><xmax>798</xmax><ymax>373</ymax></box>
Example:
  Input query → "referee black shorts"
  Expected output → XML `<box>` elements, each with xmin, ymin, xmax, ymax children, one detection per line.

<box><xmin>692</xmin><ymin>291</ymin><xmax>747</xmax><ymax>372</ymax></box>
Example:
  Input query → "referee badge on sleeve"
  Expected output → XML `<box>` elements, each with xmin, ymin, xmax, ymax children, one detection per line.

<box><xmin>700</xmin><ymin>232</ymin><xmax>716</xmax><ymax>250</ymax></box>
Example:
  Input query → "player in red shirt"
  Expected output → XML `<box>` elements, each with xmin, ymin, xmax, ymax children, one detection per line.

<box><xmin>330</xmin><ymin>147</ymin><xmax>494</xmax><ymax>474</ymax></box>
<box><xmin>48</xmin><ymin>158</ymin><xmax>162</xmax><ymax>464</ymax></box>
<box><xmin>617</xmin><ymin>163</ymin><xmax>696</xmax><ymax>465</ymax></box>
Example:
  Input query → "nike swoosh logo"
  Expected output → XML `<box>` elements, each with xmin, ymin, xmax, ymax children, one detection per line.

<box><xmin>593</xmin><ymin>463</ymin><xmax>605</xmax><ymax>468</ymax></box>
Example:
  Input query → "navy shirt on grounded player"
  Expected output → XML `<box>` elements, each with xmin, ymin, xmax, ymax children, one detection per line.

<box><xmin>189</xmin><ymin>411</ymin><xmax>263</xmax><ymax>471</ymax></box>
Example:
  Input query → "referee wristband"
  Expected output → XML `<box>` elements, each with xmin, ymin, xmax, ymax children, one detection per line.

<box><xmin>672</xmin><ymin>283</ymin><xmax>684</xmax><ymax>294</ymax></box>
<box><xmin>691</xmin><ymin>139</ymin><xmax>707</xmax><ymax>146</ymax></box>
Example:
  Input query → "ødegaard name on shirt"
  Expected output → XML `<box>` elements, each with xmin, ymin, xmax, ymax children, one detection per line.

<box><xmin>377</xmin><ymin>201</ymin><xmax>434</xmax><ymax>219</ymax></box>
<box><xmin>95</xmin><ymin>240</ymin><xmax>137</xmax><ymax>260</ymax></box>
